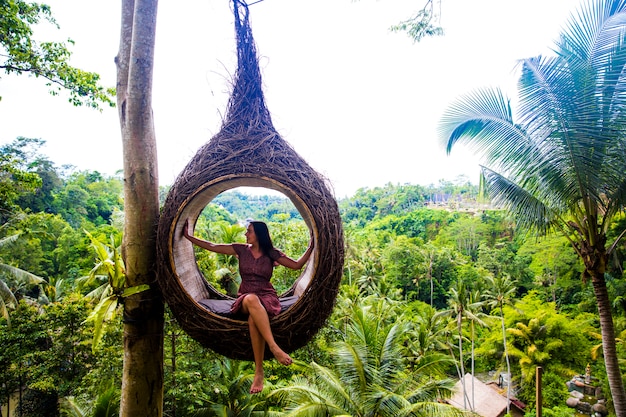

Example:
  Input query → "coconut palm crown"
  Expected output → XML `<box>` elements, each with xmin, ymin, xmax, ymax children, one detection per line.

<box><xmin>438</xmin><ymin>1</ymin><xmax>626</xmax><ymax>415</ymax></box>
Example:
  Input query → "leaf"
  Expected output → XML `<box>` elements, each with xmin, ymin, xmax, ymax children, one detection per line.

<box><xmin>0</xmin><ymin>263</ymin><xmax>46</xmax><ymax>286</ymax></box>
<box><xmin>84</xmin><ymin>295</ymin><xmax>119</xmax><ymax>352</ymax></box>
<box><xmin>121</xmin><ymin>284</ymin><xmax>149</xmax><ymax>298</ymax></box>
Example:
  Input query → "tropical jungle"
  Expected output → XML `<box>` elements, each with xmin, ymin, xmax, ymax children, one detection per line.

<box><xmin>3</xmin><ymin>0</ymin><xmax>626</xmax><ymax>416</ymax></box>
<box><xmin>1</xmin><ymin>136</ymin><xmax>625</xmax><ymax>417</ymax></box>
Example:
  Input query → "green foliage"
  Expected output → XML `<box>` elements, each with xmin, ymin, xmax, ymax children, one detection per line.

<box><xmin>367</xmin><ymin>208</ymin><xmax>452</xmax><ymax>241</ymax></box>
<box><xmin>0</xmin><ymin>0</ymin><xmax>115</xmax><ymax>108</ymax></box>
<box><xmin>270</xmin><ymin>297</ymin><xmax>464</xmax><ymax>417</ymax></box>
<box><xmin>339</xmin><ymin>180</ymin><xmax>479</xmax><ymax>227</ymax></box>
<box><xmin>34</xmin><ymin>295</ymin><xmax>94</xmax><ymax>396</ymax></box>
<box><xmin>59</xmin><ymin>383</ymin><xmax>120</xmax><ymax>417</ymax></box>
<box><xmin>0</xmin><ymin>301</ymin><xmax>46</xmax><ymax>407</ymax></box>
<box><xmin>381</xmin><ymin>234</ymin><xmax>423</xmax><ymax>295</ymax></box>
<box><xmin>527</xmin><ymin>371</ymin><xmax>570</xmax><ymax>411</ymax></box>
<box><xmin>0</xmin><ymin>137</ymin><xmax>43</xmax><ymax>222</ymax></box>
<box><xmin>269</xmin><ymin>219</ymin><xmax>312</xmax><ymax>293</ymax></box>
<box><xmin>517</xmin><ymin>234</ymin><xmax>583</xmax><ymax>308</ymax></box>
<box><xmin>3</xmin><ymin>212</ymin><xmax>90</xmax><ymax>280</ymax></box>
<box><xmin>524</xmin><ymin>406</ymin><xmax>576</xmax><ymax>417</ymax></box>
<box><xmin>477</xmin><ymin>292</ymin><xmax>595</xmax><ymax>405</ymax></box>
<box><xmin>2</xmin><ymin>138</ymin><xmax>125</xmax><ymax>229</ymax></box>
<box><xmin>438</xmin><ymin>213</ymin><xmax>490</xmax><ymax>260</ymax></box>
<box><xmin>440</xmin><ymin>2</ymin><xmax>626</xmax><ymax>408</ymax></box>
<box><xmin>15</xmin><ymin>155</ymin><xmax>62</xmax><ymax>214</ymax></box>
<box><xmin>0</xmin><ymin>297</ymin><xmax>96</xmax><ymax>416</ymax></box>
<box><xmin>50</xmin><ymin>171</ymin><xmax>124</xmax><ymax>228</ymax></box>
<box><xmin>79</xmin><ymin>232</ymin><xmax>148</xmax><ymax>351</ymax></box>
<box><xmin>340</xmin><ymin>183</ymin><xmax>428</xmax><ymax>225</ymax></box>
<box><xmin>76</xmin><ymin>314</ymin><xmax>123</xmax><ymax>403</ymax></box>
<box><xmin>1</xmin><ymin>141</ymin><xmax>622</xmax><ymax>414</ymax></box>
<box><xmin>211</xmin><ymin>189</ymin><xmax>301</xmax><ymax>222</ymax></box>
<box><xmin>0</xmin><ymin>224</ymin><xmax>46</xmax><ymax>322</ymax></box>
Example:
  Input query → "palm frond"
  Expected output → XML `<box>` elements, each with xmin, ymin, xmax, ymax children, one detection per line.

<box><xmin>480</xmin><ymin>167</ymin><xmax>561</xmax><ymax>234</ymax></box>
<box><xmin>91</xmin><ymin>385</ymin><xmax>120</xmax><ymax>417</ymax></box>
<box><xmin>0</xmin><ymin>233</ymin><xmax>20</xmax><ymax>247</ymax></box>
<box><xmin>557</xmin><ymin>0</ymin><xmax>626</xmax><ymax>67</ymax></box>
<box><xmin>378</xmin><ymin>323</ymin><xmax>406</xmax><ymax>385</ymax></box>
<box><xmin>410</xmin><ymin>352</ymin><xmax>456</xmax><ymax>377</ymax></box>
<box><xmin>59</xmin><ymin>396</ymin><xmax>89</xmax><ymax>417</ymax></box>
<box><xmin>0</xmin><ymin>278</ymin><xmax>18</xmax><ymax>308</ymax></box>
<box><xmin>400</xmin><ymin>400</ymin><xmax>470</xmax><ymax>417</ymax></box>
<box><xmin>405</xmin><ymin>377</ymin><xmax>457</xmax><ymax>403</ymax></box>
<box><xmin>368</xmin><ymin>388</ymin><xmax>412</xmax><ymax>417</ymax></box>
<box><xmin>0</xmin><ymin>294</ymin><xmax>12</xmax><ymax>326</ymax></box>
<box><xmin>271</xmin><ymin>372</ymin><xmax>351</xmax><ymax>417</ymax></box>
<box><xmin>440</xmin><ymin>88</ymin><xmax>530</xmax><ymax>172</ymax></box>
<box><xmin>0</xmin><ymin>262</ymin><xmax>46</xmax><ymax>285</ymax></box>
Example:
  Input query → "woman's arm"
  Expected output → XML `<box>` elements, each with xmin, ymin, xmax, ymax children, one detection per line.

<box><xmin>276</xmin><ymin>238</ymin><xmax>314</xmax><ymax>270</ymax></box>
<box><xmin>182</xmin><ymin>219</ymin><xmax>237</xmax><ymax>256</ymax></box>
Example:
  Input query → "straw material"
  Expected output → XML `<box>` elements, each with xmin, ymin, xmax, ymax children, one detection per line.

<box><xmin>156</xmin><ymin>0</ymin><xmax>344</xmax><ymax>360</ymax></box>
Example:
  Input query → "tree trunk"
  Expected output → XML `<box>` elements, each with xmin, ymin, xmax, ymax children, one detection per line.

<box><xmin>591</xmin><ymin>269</ymin><xmax>626</xmax><ymax>416</ymax></box>
<box><xmin>116</xmin><ymin>0</ymin><xmax>164</xmax><ymax>416</ymax></box>
<box><xmin>500</xmin><ymin>304</ymin><xmax>511</xmax><ymax>415</ymax></box>
<box><xmin>457</xmin><ymin>314</ymin><xmax>468</xmax><ymax>410</ymax></box>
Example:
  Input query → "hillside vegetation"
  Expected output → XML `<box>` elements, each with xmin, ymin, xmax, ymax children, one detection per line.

<box><xmin>1</xmin><ymin>138</ymin><xmax>624</xmax><ymax>416</ymax></box>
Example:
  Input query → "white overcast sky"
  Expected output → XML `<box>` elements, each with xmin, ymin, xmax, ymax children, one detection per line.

<box><xmin>1</xmin><ymin>0</ymin><xmax>582</xmax><ymax>198</ymax></box>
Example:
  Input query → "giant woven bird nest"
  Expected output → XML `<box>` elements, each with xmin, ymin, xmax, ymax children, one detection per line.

<box><xmin>156</xmin><ymin>0</ymin><xmax>344</xmax><ymax>360</ymax></box>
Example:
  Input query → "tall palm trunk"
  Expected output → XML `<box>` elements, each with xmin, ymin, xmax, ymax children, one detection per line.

<box><xmin>587</xmin><ymin>255</ymin><xmax>626</xmax><ymax>415</ymax></box>
<box><xmin>456</xmin><ymin>313</ymin><xmax>467</xmax><ymax>410</ymax></box>
<box><xmin>425</xmin><ymin>248</ymin><xmax>434</xmax><ymax>307</ymax></box>
<box><xmin>499</xmin><ymin>304</ymin><xmax>511</xmax><ymax>415</ymax></box>
<box><xmin>470</xmin><ymin>321</ymin><xmax>476</xmax><ymax>412</ymax></box>
<box><xmin>116</xmin><ymin>0</ymin><xmax>164</xmax><ymax>416</ymax></box>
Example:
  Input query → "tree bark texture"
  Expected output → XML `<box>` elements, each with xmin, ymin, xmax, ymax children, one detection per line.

<box><xmin>583</xmin><ymin>238</ymin><xmax>626</xmax><ymax>417</ymax></box>
<box><xmin>591</xmin><ymin>270</ymin><xmax>626</xmax><ymax>416</ymax></box>
<box><xmin>116</xmin><ymin>0</ymin><xmax>164</xmax><ymax>416</ymax></box>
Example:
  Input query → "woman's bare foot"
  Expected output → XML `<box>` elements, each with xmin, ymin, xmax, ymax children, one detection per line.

<box><xmin>250</xmin><ymin>372</ymin><xmax>264</xmax><ymax>394</ymax></box>
<box><xmin>269</xmin><ymin>345</ymin><xmax>292</xmax><ymax>366</ymax></box>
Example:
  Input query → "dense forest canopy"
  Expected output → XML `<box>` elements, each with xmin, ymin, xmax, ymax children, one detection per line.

<box><xmin>1</xmin><ymin>138</ymin><xmax>625</xmax><ymax>416</ymax></box>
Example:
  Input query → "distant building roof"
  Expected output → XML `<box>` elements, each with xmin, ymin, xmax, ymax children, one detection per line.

<box><xmin>448</xmin><ymin>374</ymin><xmax>514</xmax><ymax>417</ymax></box>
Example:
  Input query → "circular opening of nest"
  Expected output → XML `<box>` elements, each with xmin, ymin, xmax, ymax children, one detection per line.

<box><xmin>169</xmin><ymin>174</ymin><xmax>317</xmax><ymax>322</ymax></box>
<box><xmin>193</xmin><ymin>187</ymin><xmax>310</xmax><ymax>298</ymax></box>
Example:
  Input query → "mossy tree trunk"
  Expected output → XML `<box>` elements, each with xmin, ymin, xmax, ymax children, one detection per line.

<box><xmin>116</xmin><ymin>0</ymin><xmax>164</xmax><ymax>416</ymax></box>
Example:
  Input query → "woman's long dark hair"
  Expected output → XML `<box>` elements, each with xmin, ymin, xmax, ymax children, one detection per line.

<box><xmin>250</xmin><ymin>221</ymin><xmax>274</xmax><ymax>256</ymax></box>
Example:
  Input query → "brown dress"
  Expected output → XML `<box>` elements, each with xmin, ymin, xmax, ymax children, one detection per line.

<box><xmin>230</xmin><ymin>243</ymin><xmax>284</xmax><ymax>317</ymax></box>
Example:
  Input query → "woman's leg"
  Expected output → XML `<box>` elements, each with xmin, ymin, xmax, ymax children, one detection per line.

<box><xmin>242</xmin><ymin>294</ymin><xmax>293</xmax><ymax>365</ymax></box>
<box><xmin>242</xmin><ymin>294</ymin><xmax>292</xmax><ymax>394</ymax></box>
<box><xmin>248</xmin><ymin>314</ymin><xmax>265</xmax><ymax>394</ymax></box>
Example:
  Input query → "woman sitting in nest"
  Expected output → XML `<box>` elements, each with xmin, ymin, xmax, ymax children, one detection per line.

<box><xmin>183</xmin><ymin>219</ymin><xmax>313</xmax><ymax>394</ymax></box>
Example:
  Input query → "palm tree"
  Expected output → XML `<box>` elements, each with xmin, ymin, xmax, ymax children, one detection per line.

<box><xmin>439</xmin><ymin>1</ymin><xmax>626</xmax><ymax>413</ymax></box>
<box><xmin>483</xmin><ymin>274</ymin><xmax>516</xmax><ymax>414</ymax></box>
<box><xmin>436</xmin><ymin>279</ymin><xmax>473</xmax><ymax>411</ymax></box>
<box><xmin>404</xmin><ymin>302</ymin><xmax>454</xmax><ymax>371</ymax></box>
<box><xmin>466</xmin><ymin>288</ymin><xmax>489</xmax><ymax>411</ymax></box>
<box><xmin>507</xmin><ymin>314</ymin><xmax>572</xmax><ymax>385</ymax></box>
<box><xmin>270</xmin><ymin>298</ymin><xmax>467</xmax><ymax>417</ymax></box>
